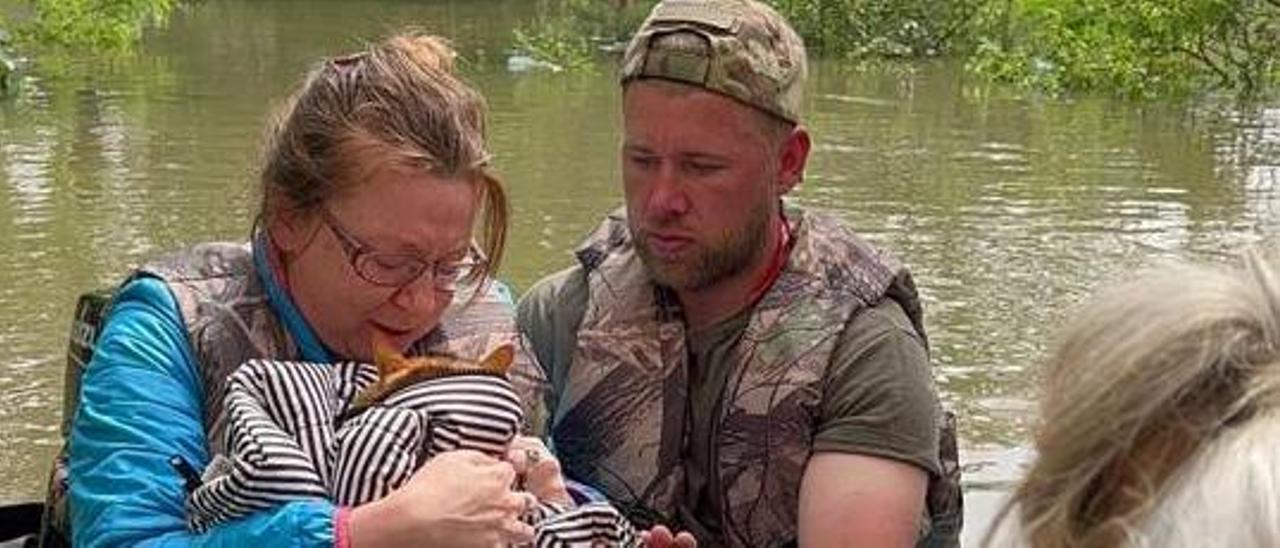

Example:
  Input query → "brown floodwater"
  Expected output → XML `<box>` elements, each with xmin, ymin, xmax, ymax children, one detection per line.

<box><xmin>2</xmin><ymin>1</ymin><xmax>1278</xmax><ymax>543</ymax></box>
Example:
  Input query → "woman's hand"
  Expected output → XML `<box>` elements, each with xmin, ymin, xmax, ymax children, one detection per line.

<box><xmin>348</xmin><ymin>449</ymin><xmax>535</xmax><ymax>547</ymax></box>
<box><xmin>506</xmin><ymin>436</ymin><xmax>572</xmax><ymax>506</ymax></box>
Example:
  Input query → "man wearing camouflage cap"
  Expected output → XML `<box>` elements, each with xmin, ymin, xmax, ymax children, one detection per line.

<box><xmin>514</xmin><ymin>1</ymin><xmax>961</xmax><ymax>546</ymax></box>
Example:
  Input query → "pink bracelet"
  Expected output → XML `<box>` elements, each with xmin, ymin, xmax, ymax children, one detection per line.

<box><xmin>334</xmin><ymin>506</ymin><xmax>354</xmax><ymax>548</ymax></box>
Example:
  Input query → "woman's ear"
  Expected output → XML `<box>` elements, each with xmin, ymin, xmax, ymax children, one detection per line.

<box><xmin>267</xmin><ymin>206</ymin><xmax>319</xmax><ymax>256</ymax></box>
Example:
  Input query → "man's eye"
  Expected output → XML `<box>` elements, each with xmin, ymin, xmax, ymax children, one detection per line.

<box><xmin>686</xmin><ymin>162</ymin><xmax>723</xmax><ymax>175</ymax></box>
<box><xmin>629</xmin><ymin>154</ymin><xmax>658</xmax><ymax>168</ymax></box>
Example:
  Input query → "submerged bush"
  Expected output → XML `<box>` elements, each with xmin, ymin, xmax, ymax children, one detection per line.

<box><xmin>968</xmin><ymin>0</ymin><xmax>1280</xmax><ymax>97</ymax></box>
<box><xmin>515</xmin><ymin>0</ymin><xmax>982</xmax><ymax>64</ymax></box>
<box><xmin>768</xmin><ymin>0</ymin><xmax>982</xmax><ymax>59</ymax></box>
<box><xmin>516</xmin><ymin>0</ymin><xmax>1278</xmax><ymax>97</ymax></box>
<box><xmin>19</xmin><ymin>0</ymin><xmax>177</xmax><ymax>50</ymax></box>
<box><xmin>513</xmin><ymin>0</ymin><xmax>655</xmax><ymax>71</ymax></box>
<box><xmin>1</xmin><ymin>19</ymin><xmax>15</xmax><ymax>96</ymax></box>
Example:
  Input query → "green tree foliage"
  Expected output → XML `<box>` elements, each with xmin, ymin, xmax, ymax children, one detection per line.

<box><xmin>1</xmin><ymin>18</ymin><xmax>16</xmax><ymax>96</ymax></box>
<box><xmin>517</xmin><ymin>0</ymin><xmax>1279</xmax><ymax>96</ymax></box>
<box><xmin>21</xmin><ymin>0</ymin><xmax>176</xmax><ymax>50</ymax></box>
<box><xmin>969</xmin><ymin>0</ymin><xmax>1280</xmax><ymax>97</ymax></box>
<box><xmin>767</xmin><ymin>0</ymin><xmax>982</xmax><ymax>59</ymax></box>
<box><xmin>516</xmin><ymin>0</ymin><xmax>982</xmax><ymax>63</ymax></box>
<box><xmin>514</xmin><ymin>0</ymin><xmax>654</xmax><ymax>70</ymax></box>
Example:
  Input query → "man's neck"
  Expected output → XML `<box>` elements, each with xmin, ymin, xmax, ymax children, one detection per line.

<box><xmin>678</xmin><ymin>216</ymin><xmax>789</xmax><ymax>331</ymax></box>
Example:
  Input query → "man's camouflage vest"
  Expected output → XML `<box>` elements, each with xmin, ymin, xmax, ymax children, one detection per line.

<box><xmin>549</xmin><ymin>207</ymin><xmax>962</xmax><ymax>548</ymax></box>
<box><xmin>40</xmin><ymin>242</ymin><xmax>517</xmax><ymax>547</ymax></box>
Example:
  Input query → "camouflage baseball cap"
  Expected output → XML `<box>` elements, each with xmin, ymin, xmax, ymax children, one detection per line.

<box><xmin>620</xmin><ymin>0</ymin><xmax>807</xmax><ymax>124</ymax></box>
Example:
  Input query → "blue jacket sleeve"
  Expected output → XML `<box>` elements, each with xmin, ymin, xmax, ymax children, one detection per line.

<box><xmin>68</xmin><ymin>277</ymin><xmax>337</xmax><ymax>548</ymax></box>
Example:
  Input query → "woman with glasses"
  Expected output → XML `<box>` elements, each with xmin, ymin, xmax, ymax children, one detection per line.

<box><xmin>64</xmin><ymin>32</ymin><xmax>561</xmax><ymax>547</ymax></box>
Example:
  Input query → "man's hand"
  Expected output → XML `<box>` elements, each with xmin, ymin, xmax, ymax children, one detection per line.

<box><xmin>640</xmin><ymin>525</ymin><xmax>697</xmax><ymax>547</ymax></box>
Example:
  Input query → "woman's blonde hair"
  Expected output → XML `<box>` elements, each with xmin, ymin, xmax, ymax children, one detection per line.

<box><xmin>988</xmin><ymin>247</ymin><xmax>1280</xmax><ymax>547</ymax></box>
<box><xmin>257</xmin><ymin>31</ymin><xmax>507</xmax><ymax>287</ymax></box>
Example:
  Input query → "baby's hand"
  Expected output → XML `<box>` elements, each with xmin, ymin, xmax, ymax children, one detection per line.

<box><xmin>506</xmin><ymin>436</ymin><xmax>572</xmax><ymax>506</ymax></box>
<box><xmin>641</xmin><ymin>525</ymin><xmax>698</xmax><ymax>548</ymax></box>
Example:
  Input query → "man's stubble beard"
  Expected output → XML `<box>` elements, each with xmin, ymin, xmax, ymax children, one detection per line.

<box><xmin>632</xmin><ymin>197</ymin><xmax>772</xmax><ymax>292</ymax></box>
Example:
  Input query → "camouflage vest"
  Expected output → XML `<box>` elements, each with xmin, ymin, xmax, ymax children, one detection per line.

<box><xmin>40</xmin><ymin>241</ymin><xmax>518</xmax><ymax>547</ymax></box>
<box><xmin>550</xmin><ymin>208</ymin><xmax>961</xmax><ymax>547</ymax></box>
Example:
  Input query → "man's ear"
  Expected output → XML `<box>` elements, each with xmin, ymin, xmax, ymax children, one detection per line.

<box><xmin>777</xmin><ymin>126</ymin><xmax>811</xmax><ymax>195</ymax></box>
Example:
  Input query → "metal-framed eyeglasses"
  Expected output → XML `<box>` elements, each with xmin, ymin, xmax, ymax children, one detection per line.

<box><xmin>319</xmin><ymin>208</ymin><xmax>485</xmax><ymax>292</ymax></box>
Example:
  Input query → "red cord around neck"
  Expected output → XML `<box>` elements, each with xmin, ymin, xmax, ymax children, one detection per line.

<box><xmin>745</xmin><ymin>215</ymin><xmax>792</xmax><ymax>306</ymax></box>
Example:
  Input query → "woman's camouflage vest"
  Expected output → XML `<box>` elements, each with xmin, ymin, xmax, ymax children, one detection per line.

<box><xmin>548</xmin><ymin>208</ymin><xmax>962</xmax><ymax>547</ymax></box>
<box><xmin>40</xmin><ymin>242</ymin><xmax>518</xmax><ymax>546</ymax></box>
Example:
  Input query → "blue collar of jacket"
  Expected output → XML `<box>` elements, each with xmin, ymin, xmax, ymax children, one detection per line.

<box><xmin>253</xmin><ymin>232</ymin><xmax>334</xmax><ymax>363</ymax></box>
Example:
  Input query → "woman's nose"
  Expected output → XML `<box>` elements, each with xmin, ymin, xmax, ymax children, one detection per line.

<box><xmin>388</xmin><ymin>271</ymin><xmax>445</xmax><ymax>313</ymax></box>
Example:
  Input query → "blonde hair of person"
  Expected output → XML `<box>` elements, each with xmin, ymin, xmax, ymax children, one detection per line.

<box><xmin>257</xmin><ymin>31</ymin><xmax>508</xmax><ymax>290</ymax></box>
<box><xmin>986</xmin><ymin>247</ymin><xmax>1280</xmax><ymax>547</ymax></box>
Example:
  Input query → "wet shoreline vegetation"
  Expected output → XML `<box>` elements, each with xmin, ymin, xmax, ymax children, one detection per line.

<box><xmin>1</xmin><ymin>0</ymin><xmax>1276</xmax><ymax>100</ymax></box>
<box><xmin>0</xmin><ymin>0</ymin><xmax>183</xmax><ymax>97</ymax></box>
<box><xmin>20</xmin><ymin>0</ymin><xmax>178</xmax><ymax>49</ymax></box>
<box><xmin>0</xmin><ymin>27</ymin><xmax>13</xmax><ymax>95</ymax></box>
<box><xmin>513</xmin><ymin>0</ymin><xmax>1280</xmax><ymax>100</ymax></box>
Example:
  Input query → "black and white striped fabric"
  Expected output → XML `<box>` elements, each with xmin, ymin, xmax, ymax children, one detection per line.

<box><xmin>329</xmin><ymin>371</ymin><xmax>523</xmax><ymax>505</ymax></box>
<box><xmin>187</xmin><ymin>359</ymin><xmax>638</xmax><ymax>546</ymax></box>
<box><xmin>529</xmin><ymin>501</ymin><xmax>641</xmax><ymax>547</ymax></box>
<box><xmin>185</xmin><ymin>360</ymin><xmax>354</xmax><ymax>528</ymax></box>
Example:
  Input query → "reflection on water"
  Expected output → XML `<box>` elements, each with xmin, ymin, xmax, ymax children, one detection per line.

<box><xmin>3</xmin><ymin>0</ymin><xmax>1280</xmax><ymax>540</ymax></box>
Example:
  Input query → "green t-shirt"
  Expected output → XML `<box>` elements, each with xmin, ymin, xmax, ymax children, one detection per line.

<box><xmin>517</xmin><ymin>265</ymin><xmax>940</xmax><ymax>542</ymax></box>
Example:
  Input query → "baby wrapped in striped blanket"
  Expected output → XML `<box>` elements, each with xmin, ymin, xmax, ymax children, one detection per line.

<box><xmin>186</xmin><ymin>341</ymin><xmax>638</xmax><ymax>546</ymax></box>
